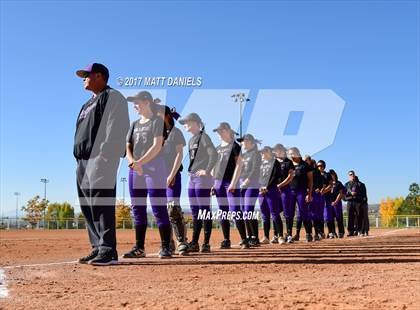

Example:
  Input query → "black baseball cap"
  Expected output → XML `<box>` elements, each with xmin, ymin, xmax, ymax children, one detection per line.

<box><xmin>178</xmin><ymin>113</ymin><xmax>202</xmax><ymax>125</ymax></box>
<box><xmin>213</xmin><ymin>122</ymin><xmax>239</xmax><ymax>135</ymax></box>
<box><xmin>237</xmin><ymin>133</ymin><xmax>259</xmax><ymax>144</ymax></box>
<box><xmin>76</xmin><ymin>63</ymin><xmax>109</xmax><ymax>81</ymax></box>
<box><xmin>126</xmin><ymin>91</ymin><xmax>153</xmax><ymax>103</ymax></box>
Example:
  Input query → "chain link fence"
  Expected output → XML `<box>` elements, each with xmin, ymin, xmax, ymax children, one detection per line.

<box><xmin>1</xmin><ymin>214</ymin><xmax>419</xmax><ymax>230</ymax></box>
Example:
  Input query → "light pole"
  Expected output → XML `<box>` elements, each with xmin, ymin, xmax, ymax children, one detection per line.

<box><xmin>231</xmin><ymin>93</ymin><xmax>250</xmax><ymax>138</ymax></box>
<box><xmin>120</xmin><ymin>177</ymin><xmax>127</xmax><ymax>205</ymax></box>
<box><xmin>40</xmin><ymin>178</ymin><xmax>49</xmax><ymax>201</ymax></box>
<box><xmin>14</xmin><ymin>192</ymin><xmax>20</xmax><ymax>228</ymax></box>
<box><xmin>40</xmin><ymin>178</ymin><xmax>49</xmax><ymax>227</ymax></box>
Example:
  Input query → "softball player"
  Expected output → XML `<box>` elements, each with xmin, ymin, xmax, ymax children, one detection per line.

<box><xmin>123</xmin><ymin>91</ymin><xmax>172</xmax><ymax>259</ymax></box>
<box><xmin>329</xmin><ymin>169</ymin><xmax>345</xmax><ymax>238</ymax></box>
<box><xmin>179</xmin><ymin>113</ymin><xmax>217</xmax><ymax>253</ymax></box>
<box><xmin>212</xmin><ymin>122</ymin><xmax>249</xmax><ymax>249</ymax></box>
<box><xmin>294</xmin><ymin>156</ymin><xmax>318</xmax><ymax>241</ymax></box>
<box><xmin>156</xmin><ymin>105</ymin><xmax>189</xmax><ymax>255</ymax></box>
<box><xmin>258</xmin><ymin>146</ymin><xmax>283</xmax><ymax>245</ymax></box>
<box><xmin>273</xmin><ymin>144</ymin><xmax>294</xmax><ymax>244</ymax></box>
<box><xmin>317</xmin><ymin>160</ymin><xmax>334</xmax><ymax>238</ymax></box>
<box><xmin>238</xmin><ymin>134</ymin><xmax>262</xmax><ymax>246</ymax></box>
<box><xmin>305</xmin><ymin>157</ymin><xmax>324</xmax><ymax>241</ymax></box>
<box><xmin>288</xmin><ymin>147</ymin><xmax>314</xmax><ymax>242</ymax></box>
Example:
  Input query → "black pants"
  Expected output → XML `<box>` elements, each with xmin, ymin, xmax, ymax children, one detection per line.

<box><xmin>355</xmin><ymin>202</ymin><xmax>364</xmax><ymax>234</ymax></box>
<box><xmin>360</xmin><ymin>203</ymin><xmax>369</xmax><ymax>234</ymax></box>
<box><xmin>76</xmin><ymin>158</ymin><xmax>119</xmax><ymax>255</ymax></box>
<box><xmin>347</xmin><ymin>201</ymin><xmax>358</xmax><ymax>234</ymax></box>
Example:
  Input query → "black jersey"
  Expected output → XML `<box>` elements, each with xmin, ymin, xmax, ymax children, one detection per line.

<box><xmin>331</xmin><ymin>180</ymin><xmax>345</xmax><ymax>201</ymax></box>
<box><xmin>277</xmin><ymin>157</ymin><xmax>295</xmax><ymax>183</ymax></box>
<box><xmin>290</xmin><ymin>160</ymin><xmax>311</xmax><ymax>190</ymax></box>
<box><xmin>213</xmin><ymin>142</ymin><xmax>241</xmax><ymax>181</ymax></box>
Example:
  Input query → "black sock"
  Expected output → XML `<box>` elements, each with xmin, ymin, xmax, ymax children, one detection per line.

<box><xmin>273</xmin><ymin>218</ymin><xmax>282</xmax><ymax>238</ymax></box>
<box><xmin>296</xmin><ymin>222</ymin><xmax>301</xmax><ymax>236</ymax></box>
<box><xmin>158</xmin><ymin>224</ymin><xmax>172</xmax><ymax>248</ymax></box>
<box><xmin>192</xmin><ymin>219</ymin><xmax>203</xmax><ymax>243</ymax></box>
<box><xmin>327</xmin><ymin>221</ymin><xmax>333</xmax><ymax>234</ymax></box>
<box><xmin>236</xmin><ymin>219</ymin><xmax>247</xmax><ymax>240</ymax></box>
<box><xmin>313</xmin><ymin>220</ymin><xmax>319</xmax><ymax>235</ymax></box>
<box><xmin>304</xmin><ymin>220</ymin><xmax>312</xmax><ymax>234</ymax></box>
<box><xmin>245</xmin><ymin>220</ymin><xmax>253</xmax><ymax>238</ymax></box>
<box><xmin>286</xmin><ymin>218</ymin><xmax>293</xmax><ymax>236</ymax></box>
<box><xmin>252</xmin><ymin>219</ymin><xmax>259</xmax><ymax>240</ymax></box>
<box><xmin>263</xmin><ymin>221</ymin><xmax>270</xmax><ymax>239</ymax></box>
<box><xmin>296</xmin><ymin>219</ymin><xmax>302</xmax><ymax>232</ymax></box>
<box><xmin>135</xmin><ymin>224</ymin><xmax>147</xmax><ymax>249</ymax></box>
<box><xmin>203</xmin><ymin>220</ymin><xmax>212</xmax><ymax>244</ymax></box>
<box><xmin>273</xmin><ymin>219</ymin><xmax>278</xmax><ymax>236</ymax></box>
<box><xmin>220</xmin><ymin>220</ymin><xmax>230</xmax><ymax>240</ymax></box>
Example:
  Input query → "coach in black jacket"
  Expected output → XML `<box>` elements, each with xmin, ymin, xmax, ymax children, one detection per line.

<box><xmin>344</xmin><ymin>170</ymin><xmax>364</xmax><ymax>236</ymax></box>
<box><xmin>74</xmin><ymin>63</ymin><xmax>129</xmax><ymax>266</ymax></box>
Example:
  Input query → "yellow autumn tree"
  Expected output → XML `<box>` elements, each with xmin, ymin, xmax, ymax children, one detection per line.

<box><xmin>379</xmin><ymin>196</ymin><xmax>404</xmax><ymax>227</ymax></box>
<box><xmin>115</xmin><ymin>199</ymin><xmax>132</xmax><ymax>229</ymax></box>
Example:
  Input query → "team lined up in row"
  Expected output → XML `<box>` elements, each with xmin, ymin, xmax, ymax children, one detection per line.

<box><xmin>74</xmin><ymin>64</ymin><xmax>368</xmax><ymax>265</ymax></box>
<box><xmin>122</xmin><ymin>91</ymin><xmax>369</xmax><ymax>259</ymax></box>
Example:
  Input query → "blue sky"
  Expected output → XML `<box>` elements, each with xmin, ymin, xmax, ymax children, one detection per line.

<box><xmin>1</xmin><ymin>1</ymin><xmax>419</xmax><ymax>216</ymax></box>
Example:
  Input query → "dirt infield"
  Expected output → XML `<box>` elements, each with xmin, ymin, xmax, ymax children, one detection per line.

<box><xmin>1</xmin><ymin>228</ymin><xmax>419</xmax><ymax>310</ymax></box>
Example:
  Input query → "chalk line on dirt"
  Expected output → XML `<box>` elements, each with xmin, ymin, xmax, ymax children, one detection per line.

<box><xmin>0</xmin><ymin>268</ymin><xmax>8</xmax><ymax>298</ymax></box>
<box><xmin>3</xmin><ymin>253</ymin><xmax>160</xmax><ymax>269</ymax></box>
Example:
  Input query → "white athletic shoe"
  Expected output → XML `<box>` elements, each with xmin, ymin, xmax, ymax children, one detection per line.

<box><xmin>270</xmin><ymin>236</ymin><xmax>279</xmax><ymax>244</ymax></box>
<box><xmin>278</xmin><ymin>237</ymin><xmax>286</xmax><ymax>244</ymax></box>
<box><xmin>286</xmin><ymin>235</ymin><xmax>294</xmax><ymax>243</ymax></box>
<box><xmin>260</xmin><ymin>237</ymin><xmax>270</xmax><ymax>244</ymax></box>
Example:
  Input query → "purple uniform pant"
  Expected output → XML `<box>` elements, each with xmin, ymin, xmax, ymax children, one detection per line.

<box><xmin>239</xmin><ymin>178</ymin><xmax>259</xmax><ymax>213</ymax></box>
<box><xmin>332</xmin><ymin>201</ymin><xmax>343</xmax><ymax>222</ymax></box>
<box><xmin>214</xmin><ymin>179</ymin><xmax>241</xmax><ymax>214</ymax></box>
<box><xmin>188</xmin><ymin>174</ymin><xmax>213</xmax><ymax>220</ymax></box>
<box><xmin>291</xmin><ymin>188</ymin><xmax>312</xmax><ymax>234</ymax></box>
<box><xmin>310</xmin><ymin>192</ymin><xmax>324</xmax><ymax>222</ymax></box>
<box><xmin>291</xmin><ymin>188</ymin><xmax>310</xmax><ymax>222</ymax></box>
<box><xmin>280</xmin><ymin>186</ymin><xmax>292</xmax><ymax>219</ymax></box>
<box><xmin>323</xmin><ymin>196</ymin><xmax>334</xmax><ymax>223</ymax></box>
<box><xmin>128</xmin><ymin>157</ymin><xmax>170</xmax><ymax>227</ymax></box>
<box><xmin>167</xmin><ymin>171</ymin><xmax>182</xmax><ymax>205</ymax></box>
<box><xmin>259</xmin><ymin>186</ymin><xmax>281</xmax><ymax>223</ymax></box>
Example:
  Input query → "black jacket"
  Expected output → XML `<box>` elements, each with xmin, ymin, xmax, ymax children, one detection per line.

<box><xmin>73</xmin><ymin>87</ymin><xmax>129</xmax><ymax>160</ymax></box>
<box><xmin>344</xmin><ymin>180</ymin><xmax>364</xmax><ymax>203</ymax></box>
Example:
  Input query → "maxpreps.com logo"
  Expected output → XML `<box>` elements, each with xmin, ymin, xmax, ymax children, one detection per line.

<box><xmin>197</xmin><ymin>209</ymin><xmax>260</xmax><ymax>221</ymax></box>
